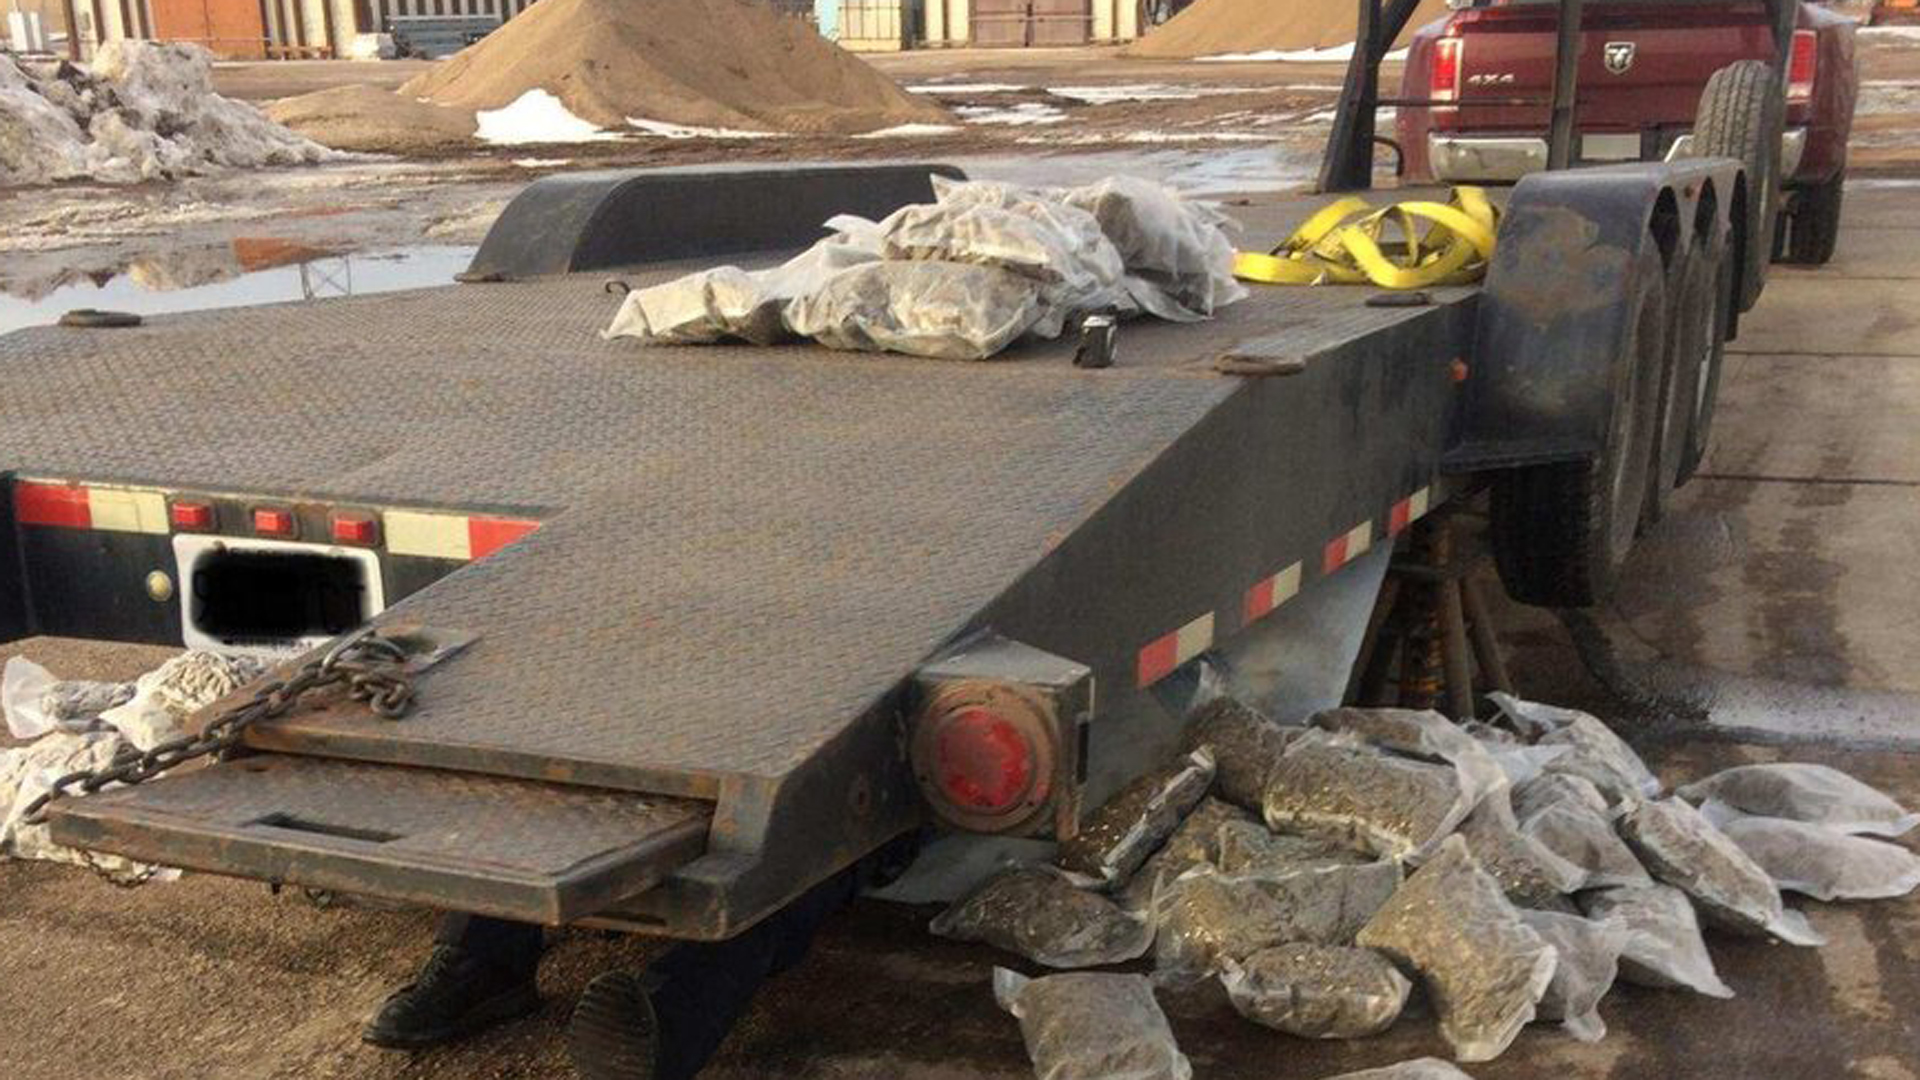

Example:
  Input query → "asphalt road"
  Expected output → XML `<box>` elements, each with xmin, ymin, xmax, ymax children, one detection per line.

<box><xmin>3</xmin><ymin>182</ymin><xmax>1919</xmax><ymax>1080</ymax></box>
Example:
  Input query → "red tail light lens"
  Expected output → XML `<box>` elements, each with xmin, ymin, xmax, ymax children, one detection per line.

<box><xmin>911</xmin><ymin>681</ymin><xmax>1057</xmax><ymax>834</ymax></box>
<box><xmin>1788</xmin><ymin>30</ymin><xmax>1816</xmax><ymax>105</ymax></box>
<box><xmin>169</xmin><ymin>500</ymin><xmax>215</xmax><ymax>532</ymax></box>
<box><xmin>934</xmin><ymin>707</ymin><xmax>1034</xmax><ymax>814</ymax></box>
<box><xmin>1432</xmin><ymin>37</ymin><xmax>1463</xmax><ymax>103</ymax></box>
<box><xmin>252</xmin><ymin>506</ymin><xmax>296</xmax><ymax>538</ymax></box>
<box><xmin>330</xmin><ymin>511</ymin><xmax>379</xmax><ymax>546</ymax></box>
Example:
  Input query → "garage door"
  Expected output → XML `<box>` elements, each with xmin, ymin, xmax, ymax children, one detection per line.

<box><xmin>971</xmin><ymin>0</ymin><xmax>1091</xmax><ymax>47</ymax></box>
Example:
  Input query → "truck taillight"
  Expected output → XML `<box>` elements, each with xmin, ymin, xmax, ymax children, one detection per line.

<box><xmin>1432</xmin><ymin>37</ymin><xmax>1463</xmax><ymax>103</ymax></box>
<box><xmin>1788</xmin><ymin>30</ymin><xmax>1816</xmax><ymax>105</ymax></box>
<box><xmin>911</xmin><ymin>638</ymin><xmax>1092</xmax><ymax>837</ymax></box>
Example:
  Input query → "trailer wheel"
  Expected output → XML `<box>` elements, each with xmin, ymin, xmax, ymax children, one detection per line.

<box><xmin>1680</xmin><ymin>237</ymin><xmax>1735</xmax><ymax>484</ymax></box>
<box><xmin>1690</xmin><ymin>60</ymin><xmax>1784</xmax><ymax>313</ymax></box>
<box><xmin>1782</xmin><ymin>167</ymin><xmax>1846</xmax><ymax>266</ymax></box>
<box><xmin>1491</xmin><ymin>248</ymin><xmax>1670</xmax><ymax>608</ymax></box>
<box><xmin>1650</xmin><ymin>230</ymin><xmax>1733</xmax><ymax>510</ymax></box>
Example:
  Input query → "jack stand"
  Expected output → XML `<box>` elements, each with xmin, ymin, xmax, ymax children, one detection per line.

<box><xmin>1345</xmin><ymin>510</ymin><xmax>1514</xmax><ymax>720</ymax></box>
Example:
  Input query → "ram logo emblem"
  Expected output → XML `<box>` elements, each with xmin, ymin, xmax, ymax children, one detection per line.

<box><xmin>1604</xmin><ymin>41</ymin><xmax>1636</xmax><ymax>75</ymax></box>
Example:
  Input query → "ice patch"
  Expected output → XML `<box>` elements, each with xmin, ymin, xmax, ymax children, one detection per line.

<box><xmin>1860</xmin><ymin>26</ymin><xmax>1920</xmax><ymax>42</ymax></box>
<box><xmin>1199</xmin><ymin>45</ymin><xmax>1407</xmax><ymax>63</ymax></box>
<box><xmin>510</xmin><ymin>157</ymin><xmax>573</xmax><ymax>167</ymax></box>
<box><xmin>904</xmin><ymin>82</ymin><xmax>1029</xmax><ymax>94</ymax></box>
<box><xmin>475</xmin><ymin>89</ymin><xmax>620</xmax><ymax>145</ymax></box>
<box><xmin>954</xmin><ymin>102</ymin><xmax>1068</xmax><ymax>126</ymax></box>
<box><xmin>626</xmin><ymin>116</ymin><xmax>782</xmax><ymax>139</ymax></box>
<box><xmin>854</xmin><ymin>122</ymin><xmax>964</xmax><ymax>138</ymax></box>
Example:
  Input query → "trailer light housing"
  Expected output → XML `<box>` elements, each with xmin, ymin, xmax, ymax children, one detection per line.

<box><xmin>911</xmin><ymin>638</ymin><xmax>1093</xmax><ymax>838</ymax></box>
<box><xmin>252</xmin><ymin>506</ymin><xmax>296</xmax><ymax>538</ymax></box>
<box><xmin>1787</xmin><ymin>30</ymin><xmax>1816</xmax><ymax>105</ymax></box>
<box><xmin>169</xmin><ymin>500</ymin><xmax>216</xmax><ymax>532</ymax></box>
<box><xmin>330</xmin><ymin>511</ymin><xmax>379</xmax><ymax>546</ymax></box>
<box><xmin>1432</xmin><ymin>36</ymin><xmax>1463</xmax><ymax>103</ymax></box>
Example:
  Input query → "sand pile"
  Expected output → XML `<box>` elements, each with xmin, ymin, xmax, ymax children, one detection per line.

<box><xmin>399</xmin><ymin>0</ymin><xmax>946</xmax><ymax>136</ymax></box>
<box><xmin>0</xmin><ymin>41</ymin><xmax>335</xmax><ymax>186</ymax></box>
<box><xmin>1126</xmin><ymin>0</ymin><xmax>1450</xmax><ymax>59</ymax></box>
<box><xmin>266</xmin><ymin>84</ymin><xmax>478</xmax><ymax>154</ymax></box>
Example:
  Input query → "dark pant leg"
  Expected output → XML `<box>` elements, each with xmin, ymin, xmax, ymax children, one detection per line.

<box><xmin>436</xmin><ymin>913</ymin><xmax>546</xmax><ymax>982</ymax></box>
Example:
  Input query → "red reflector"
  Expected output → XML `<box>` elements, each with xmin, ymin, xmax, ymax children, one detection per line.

<box><xmin>14</xmin><ymin>481</ymin><xmax>92</xmax><ymax>529</ymax></box>
<box><xmin>331</xmin><ymin>512</ymin><xmax>378</xmax><ymax>545</ymax></box>
<box><xmin>1432</xmin><ymin>37</ymin><xmax>1462</xmax><ymax>102</ymax></box>
<box><xmin>1788</xmin><ymin>30</ymin><xmax>1816</xmax><ymax>104</ymax></box>
<box><xmin>252</xmin><ymin>507</ymin><xmax>296</xmax><ymax>537</ymax></box>
<box><xmin>934</xmin><ymin>707</ymin><xmax>1034</xmax><ymax>814</ymax></box>
<box><xmin>170</xmin><ymin>500</ymin><xmax>215</xmax><ymax>532</ymax></box>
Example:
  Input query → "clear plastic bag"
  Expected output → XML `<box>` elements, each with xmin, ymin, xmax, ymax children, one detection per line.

<box><xmin>1517</xmin><ymin>910</ymin><xmax>1628</xmax><ymax>1043</ymax></box>
<box><xmin>1061</xmin><ymin>175</ymin><xmax>1246</xmax><ymax>322</ymax></box>
<box><xmin>1151</xmin><ymin>860</ymin><xmax>1401</xmax><ymax>984</ymax></box>
<box><xmin>1487</xmin><ymin>693</ymin><xmax>1660</xmax><ymax>806</ymax></box>
<box><xmin>1219</xmin><ymin>943</ymin><xmax>1411</xmax><ymax>1039</ymax></box>
<box><xmin>1181</xmin><ymin>696</ymin><xmax>1295</xmax><ymax>811</ymax></box>
<box><xmin>1618</xmin><ymin>797</ymin><xmax>1822</xmax><ymax>945</ymax></box>
<box><xmin>1579</xmin><ymin>883</ymin><xmax>1733</xmax><ymax>998</ymax></box>
<box><xmin>1677</xmin><ymin>763</ymin><xmax>1918</xmax><ymax>838</ymax></box>
<box><xmin>1058</xmin><ymin>748</ymin><xmax>1215</xmax><ymax>889</ymax></box>
<box><xmin>601</xmin><ymin>235</ymin><xmax>883</xmax><ymax>347</ymax></box>
<box><xmin>1262</xmin><ymin>729</ymin><xmax>1485</xmax><ymax>861</ymax></box>
<box><xmin>1323</xmin><ymin>1060</ymin><xmax>1477</xmax><ymax>1080</ymax></box>
<box><xmin>1706</xmin><ymin>811</ymin><xmax>1920</xmax><ymax>902</ymax></box>
<box><xmin>931</xmin><ymin>865</ymin><xmax>1152</xmax><ymax>969</ymax></box>
<box><xmin>993</xmin><ymin>968</ymin><xmax>1192</xmax><ymax>1080</ymax></box>
<box><xmin>1310</xmin><ymin>707</ymin><xmax>1510</xmax><ymax>813</ymax></box>
<box><xmin>2</xmin><ymin>656</ymin><xmax>133</xmax><ymax>739</ymax></box>
<box><xmin>1512</xmin><ymin>775</ymin><xmax>1652</xmax><ymax>892</ymax></box>
<box><xmin>1355</xmin><ymin>835</ymin><xmax>1558</xmax><ymax>1063</ymax></box>
<box><xmin>783</xmin><ymin>260</ymin><xmax>1047</xmax><ymax>361</ymax></box>
<box><xmin>1115</xmin><ymin>796</ymin><xmax>1253</xmax><ymax>914</ymax></box>
<box><xmin>1214</xmin><ymin>819</ymin><xmax>1370</xmax><ymax>876</ymax></box>
<box><xmin>98</xmin><ymin>650</ymin><xmax>264</xmax><ymax>752</ymax></box>
<box><xmin>1456</xmin><ymin>792</ymin><xmax>1586</xmax><ymax>908</ymax></box>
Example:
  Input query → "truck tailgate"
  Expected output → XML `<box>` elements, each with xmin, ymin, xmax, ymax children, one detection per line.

<box><xmin>46</xmin><ymin>755</ymin><xmax>710</xmax><ymax>924</ymax></box>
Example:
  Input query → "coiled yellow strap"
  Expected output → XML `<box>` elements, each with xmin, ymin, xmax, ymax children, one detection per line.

<box><xmin>1232</xmin><ymin>187</ymin><xmax>1499</xmax><ymax>289</ymax></box>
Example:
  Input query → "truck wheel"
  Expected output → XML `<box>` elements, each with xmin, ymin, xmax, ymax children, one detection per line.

<box><xmin>1491</xmin><ymin>248</ymin><xmax>1670</xmax><ymax>608</ymax></box>
<box><xmin>1690</xmin><ymin>60</ymin><xmax>1784</xmax><ymax>313</ymax></box>
<box><xmin>1650</xmin><ymin>233</ymin><xmax>1731</xmax><ymax>510</ymax></box>
<box><xmin>1783</xmin><ymin>169</ymin><xmax>1846</xmax><ymax>265</ymax></box>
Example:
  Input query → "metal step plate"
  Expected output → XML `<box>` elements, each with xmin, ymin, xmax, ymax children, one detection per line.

<box><xmin>47</xmin><ymin>755</ymin><xmax>709</xmax><ymax>924</ymax></box>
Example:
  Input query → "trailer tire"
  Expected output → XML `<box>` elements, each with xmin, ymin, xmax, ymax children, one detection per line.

<box><xmin>1782</xmin><ymin>167</ymin><xmax>1845</xmax><ymax>266</ymax></box>
<box><xmin>1651</xmin><ymin>229</ymin><xmax>1733</xmax><ymax>507</ymax></box>
<box><xmin>1491</xmin><ymin>248</ymin><xmax>1670</xmax><ymax>608</ymax></box>
<box><xmin>1691</xmin><ymin>60</ymin><xmax>1784</xmax><ymax>313</ymax></box>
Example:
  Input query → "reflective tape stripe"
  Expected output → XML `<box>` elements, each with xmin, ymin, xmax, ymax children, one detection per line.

<box><xmin>1243</xmin><ymin>560</ymin><xmax>1302</xmax><ymax>625</ymax></box>
<box><xmin>1322</xmin><ymin>520</ymin><xmax>1373</xmax><ymax>576</ymax></box>
<box><xmin>1137</xmin><ymin>611</ymin><xmax>1215</xmax><ymax>689</ymax></box>
<box><xmin>386</xmin><ymin>509</ymin><xmax>541</xmax><ymax>561</ymax></box>
<box><xmin>1388</xmin><ymin>486</ymin><xmax>1433</xmax><ymax>537</ymax></box>
<box><xmin>468</xmin><ymin>516</ymin><xmax>540</xmax><ymax>559</ymax></box>
<box><xmin>13</xmin><ymin>479</ymin><xmax>167</xmax><ymax>534</ymax></box>
<box><xmin>14</xmin><ymin>481</ymin><xmax>93</xmax><ymax>529</ymax></box>
<box><xmin>86</xmin><ymin>487</ymin><xmax>169</xmax><ymax>534</ymax></box>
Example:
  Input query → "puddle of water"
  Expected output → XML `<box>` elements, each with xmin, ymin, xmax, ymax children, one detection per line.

<box><xmin>0</xmin><ymin>244</ymin><xmax>478</xmax><ymax>337</ymax></box>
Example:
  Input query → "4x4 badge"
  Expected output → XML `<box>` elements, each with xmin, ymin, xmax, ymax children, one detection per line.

<box><xmin>1604</xmin><ymin>41</ymin><xmax>1636</xmax><ymax>75</ymax></box>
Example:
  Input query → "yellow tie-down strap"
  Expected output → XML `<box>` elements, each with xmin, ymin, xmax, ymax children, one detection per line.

<box><xmin>1233</xmin><ymin>186</ymin><xmax>1499</xmax><ymax>289</ymax></box>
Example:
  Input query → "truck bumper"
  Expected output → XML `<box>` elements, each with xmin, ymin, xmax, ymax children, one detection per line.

<box><xmin>1429</xmin><ymin>127</ymin><xmax>1808</xmax><ymax>183</ymax></box>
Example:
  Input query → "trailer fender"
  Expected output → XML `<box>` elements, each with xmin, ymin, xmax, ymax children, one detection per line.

<box><xmin>1444</xmin><ymin>159</ymin><xmax>1743</xmax><ymax>473</ymax></box>
<box><xmin>463</xmin><ymin>163</ymin><xmax>966</xmax><ymax>281</ymax></box>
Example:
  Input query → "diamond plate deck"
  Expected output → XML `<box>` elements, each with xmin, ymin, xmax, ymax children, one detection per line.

<box><xmin>49</xmin><ymin>755</ymin><xmax>709</xmax><ymax>923</ymax></box>
<box><xmin>0</xmin><ymin>201</ymin><xmax>1471</xmax><ymax>795</ymax></box>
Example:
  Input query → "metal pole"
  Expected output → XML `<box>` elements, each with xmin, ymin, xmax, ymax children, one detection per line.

<box><xmin>1546</xmin><ymin>0</ymin><xmax>1584</xmax><ymax>170</ymax></box>
<box><xmin>1317</xmin><ymin>0</ymin><xmax>1383</xmax><ymax>192</ymax></box>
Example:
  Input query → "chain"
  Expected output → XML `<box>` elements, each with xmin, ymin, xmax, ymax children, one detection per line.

<box><xmin>20</xmin><ymin>629</ymin><xmax>416</xmax><ymax>827</ymax></box>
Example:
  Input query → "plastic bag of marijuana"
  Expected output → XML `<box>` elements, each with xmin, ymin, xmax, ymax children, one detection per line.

<box><xmin>2</xmin><ymin>656</ymin><xmax>133</xmax><ymax>739</ymax></box>
<box><xmin>1262</xmin><ymin>729</ymin><xmax>1483</xmax><ymax>861</ymax></box>
<box><xmin>603</xmin><ymin>236</ymin><xmax>878</xmax><ymax>346</ymax></box>
<box><xmin>1677</xmin><ymin>763</ymin><xmax>1918</xmax><ymax>838</ymax></box>
<box><xmin>785</xmin><ymin>260</ymin><xmax>1047</xmax><ymax>361</ymax></box>
<box><xmin>993</xmin><ymin>968</ymin><xmax>1192</xmax><ymax>1080</ymax></box>
<box><xmin>1152</xmin><ymin>860</ymin><xmax>1400</xmax><ymax>983</ymax></box>
<box><xmin>1456</xmin><ymin>792</ymin><xmax>1586</xmax><ymax>908</ymax></box>
<box><xmin>1060</xmin><ymin>175</ymin><xmax>1245</xmax><ymax>322</ymax></box>
<box><xmin>1311</xmin><ymin>708</ymin><xmax>1509</xmax><ymax>811</ymax></box>
<box><xmin>98</xmin><ymin>650</ymin><xmax>266</xmax><ymax>752</ymax></box>
<box><xmin>1181</xmin><ymin>696</ymin><xmax>1296</xmax><ymax>810</ymax></box>
<box><xmin>1323</xmin><ymin>1060</ymin><xmax>1477</xmax><ymax>1080</ymax></box>
<box><xmin>931</xmin><ymin>865</ymin><xmax>1152</xmax><ymax>968</ymax></box>
<box><xmin>1214</xmin><ymin>819</ymin><xmax>1370</xmax><ymax>876</ymax></box>
<box><xmin>1487</xmin><ymin>693</ymin><xmax>1660</xmax><ymax>806</ymax></box>
<box><xmin>1512</xmin><ymin>774</ymin><xmax>1651</xmax><ymax>891</ymax></box>
<box><xmin>1219</xmin><ymin>943</ymin><xmax>1411</xmax><ymax>1039</ymax></box>
<box><xmin>1517</xmin><ymin>910</ymin><xmax>1628</xmax><ymax>1043</ymax></box>
<box><xmin>1356</xmin><ymin>835</ymin><xmax>1558</xmax><ymax>1063</ymax></box>
<box><xmin>1705</xmin><ymin>812</ymin><xmax>1920</xmax><ymax>902</ymax></box>
<box><xmin>1116</xmin><ymin>797</ymin><xmax>1254</xmax><ymax>913</ymax></box>
<box><xmin>1059</xmin><ymin>748</ymin><xmax>1215</xmax><ymax>889</ymax></box>
<box><xmin>1618</xmin><ymin>797</ymin><xmax>1823</xmax><ymax>945</ymax></box>
<box><xmin>1579</xmin><ymin>883</ymin><xmax>1732</xmax><ymax>997</ymax></box>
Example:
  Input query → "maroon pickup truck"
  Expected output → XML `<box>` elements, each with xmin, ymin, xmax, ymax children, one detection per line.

<box><xmin>1396</xmin><ymin>0</ymin><xmax>1858</xmax><ymax>264</ymax></box>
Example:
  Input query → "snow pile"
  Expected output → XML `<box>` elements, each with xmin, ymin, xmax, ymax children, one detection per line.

<box><xmin>474</xmin><ymin>89</ymin><xmax>622</xmax><ymax>146</ymax></box>
<box><xmin>0</xmin><ymin>41</ymin><xmax>336</xmax><ymax>186</ymax></box>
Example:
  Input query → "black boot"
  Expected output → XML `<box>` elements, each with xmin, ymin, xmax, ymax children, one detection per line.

<box><xmin>364</xmin><ymin>916</ymin><xmax>545</xmax><ymax>1049</ymax></box>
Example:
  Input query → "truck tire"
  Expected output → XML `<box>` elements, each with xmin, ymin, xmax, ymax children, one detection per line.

<box><xmin>1650</xmin><ymin>232</ymin><xmax>1732</xmax><ymax>510</ymax></box>
<box><xmin>1491</xmin><ymin>248</ymin><xmax>1670</xmax><ymax>608</ymax></box>
<box><xmin>1691</xmin><ymin>60</ymin><xmax>1784</xmax><ymax>313</ymax></box>
<box><xmin>1783</xmin><ymin>168</ymin><xmax>1845</xmax><ymax>265</ymax></box>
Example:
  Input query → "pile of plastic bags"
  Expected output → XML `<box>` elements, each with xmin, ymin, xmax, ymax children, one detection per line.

<box><xmin>936</xmin><ymin>689</ymin><xmax>1920</xmax><ymax>1080</ymax></box>
<box><xmin>603</xmin><ymin>175</ymin><xmax>1246</xmax><ymax>361</ymax></box>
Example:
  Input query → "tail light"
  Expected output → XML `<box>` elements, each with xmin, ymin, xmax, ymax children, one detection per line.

<box><xmin>1787</xmin><ymin>30</ymin><xmax>1816</xmax><ymax>105</ymax></box>
<box><xmin>1432</xmin><ymin>37</ymin><xmax>1463</xmax><ymax>103</ymax></box>
<box><xmin>911</xmin><ymin>638</ymin><xmax>1092</xmax><ymax>837</ymax></box>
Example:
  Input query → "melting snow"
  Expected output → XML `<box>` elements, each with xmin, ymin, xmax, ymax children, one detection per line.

<box><xmin>475</xmin><ymin>90</ymin><xmax>620</xmax><ymax>145</ymax></box>
<box><xmin>854</xmin><ymin>123</ymin><xmax>964</xmax><ymax>138</ymax></box>
<box><xmin>954</xmin><ymin>102</ymin><xmax>1068</xmax><ymax>126</ymax></box>
<box><xmin>626</xmin><ymin>117</ymin><xmax>782</xmax><ymax>139</ymax></box>
<box><xmin>905</xmin><ymin>82</ymin><xmax>1029</xmax><ymax>94</ymax></box>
